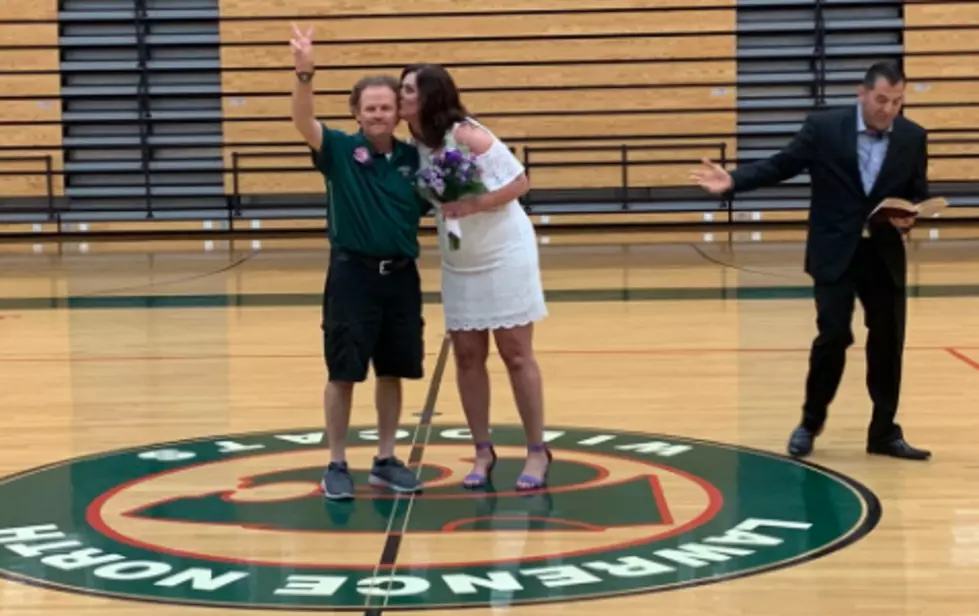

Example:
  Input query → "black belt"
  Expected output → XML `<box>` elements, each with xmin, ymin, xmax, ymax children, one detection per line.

<box><xmin>334</xmin><ymin>248</ymin><xmax>412</xmax><ymax>275</ymax></box>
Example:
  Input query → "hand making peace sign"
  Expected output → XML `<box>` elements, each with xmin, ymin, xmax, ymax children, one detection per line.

<box><xmin>289</xmin><ymin>23</ymin><xmax>315</xmax><ymax>73</ymax></box>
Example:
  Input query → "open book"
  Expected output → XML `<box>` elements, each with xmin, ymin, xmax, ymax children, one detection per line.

<box><xmin>868</xmin><ymin>197</ymin><xmax>949</xmax><ymax>221</ymax></box>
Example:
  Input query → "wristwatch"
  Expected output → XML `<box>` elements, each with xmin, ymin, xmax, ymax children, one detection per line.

<box><xmin>296</xmin><ymin>70</ymin><xmax>315</xmax><ymax>83</ymax></box>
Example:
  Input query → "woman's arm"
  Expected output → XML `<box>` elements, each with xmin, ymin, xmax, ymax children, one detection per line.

<box><xmin>443</xmin><ymin>122</ymin><xmax>529</xmax><ymax>218</ymax></box>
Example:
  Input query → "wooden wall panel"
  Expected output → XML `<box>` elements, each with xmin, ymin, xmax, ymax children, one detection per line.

<box><xmin>219</xmin><ymin>0</ymin><xmax>735</xmax><ymax>18</ymax></box>
<box><xmin>0</xmin><ymin>2</ymin><xmax>63</xmax><ymax>198</ymax></box>
<box><xmin>219</xmin><ymin>3</ymin><xmax>737</xmax><ymax>195</ymax></box>
<box><xmin>904</xmin><ymin>2</ymin><xmax>979</xmax><ymax>181</ymax></box>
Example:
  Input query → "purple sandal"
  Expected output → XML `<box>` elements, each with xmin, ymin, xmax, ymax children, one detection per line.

<box><xmin>515</xmin><ymin>443</ymin><xmax>552</xmax><ymax>491</ymax></box>
<box><xmin>462</xmin><ymin>442</ymin><xmax>496</xmax><ymax>489</ymax></box>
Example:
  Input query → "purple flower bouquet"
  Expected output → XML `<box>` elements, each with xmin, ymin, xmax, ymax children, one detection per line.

<box><xmin>416</xmin><ymin>146</ymin><xmax>486</xmax><ymax>250</ymax></box>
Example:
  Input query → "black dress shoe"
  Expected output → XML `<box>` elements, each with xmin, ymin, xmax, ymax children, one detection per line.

<box><xmin>787</xmin><ymin>425</ymin><xmax>817</xmax><ymax>457</ymax></box>
<box><xmin>866</xmin><ymin>438</ymin><xmax>931</xmax><ymax>460</ymax></box>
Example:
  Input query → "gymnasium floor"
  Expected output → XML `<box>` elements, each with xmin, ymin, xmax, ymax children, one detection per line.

<box><xmin>0</xmin><ymin>225</ymin><xmax>976</xmax><ymax>615</ymax></box>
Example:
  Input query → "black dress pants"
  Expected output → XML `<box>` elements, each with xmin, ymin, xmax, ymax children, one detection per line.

<box><xmin>802</xmin><ymin>238</ymin><xmax>906</xmax><ymax>444</ymax></box>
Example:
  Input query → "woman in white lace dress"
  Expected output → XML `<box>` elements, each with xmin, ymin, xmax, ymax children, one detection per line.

<box><xmin>399</xmin><ymin>63</ymin><xmax>550</xmax><ymax>491</ymax></box>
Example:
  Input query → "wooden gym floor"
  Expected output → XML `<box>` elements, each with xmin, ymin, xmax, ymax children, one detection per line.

<box><xmin>0</xmin><ymin>225</ymin><xmax>977</xmax><ymax>614</ymax></box>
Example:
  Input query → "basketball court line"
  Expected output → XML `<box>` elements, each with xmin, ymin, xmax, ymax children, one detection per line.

<box><xmin>3</xmin><ymin>345</ymin><xmax>979</xmax><ymax>363</ymax></box>
<box><xmin>364</xmin><ymin>334</ymin><xmax>452</xmax><ymax>616</ymax></box>
<box><xmin>61</xmin><ymin>251</ymin><xmax>260</xmax><ymax>299</ymax></box>
<box><xmin>3</xmin><ymin>280</ymin><xmax>979</xmax><ymax>310</ymax></box>
<box><xmin>946</xmin><ymin>348</ymin><xmax>979</xmax><ymax>371</ymax></box>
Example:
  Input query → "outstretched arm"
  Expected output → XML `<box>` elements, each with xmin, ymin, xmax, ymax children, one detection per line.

<box><xmin>691</xmin><ymin>114</ymin><xmax>819</xmax><ymax>195</ymax></box>
<box><xmin>289</xmin><ymin>24</ymin><xmax>323</xmax><ymax>152</ymax></box>
<box><xmin>730</xmin><ymin>114</ymin><xmax>818</xmax><ymax>192</ymax></box>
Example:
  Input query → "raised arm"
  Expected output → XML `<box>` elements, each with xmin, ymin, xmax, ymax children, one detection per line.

<box><xmin>289</xmin><ymin>24</ymin><xmax>322</xmax><ymax>152</ymax></box>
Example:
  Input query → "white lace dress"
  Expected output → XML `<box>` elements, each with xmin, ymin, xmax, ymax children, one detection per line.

<box><xmin>416</xmin><ymin>118</ymin><xmax>548</xmax><ymax>332</ymax></box>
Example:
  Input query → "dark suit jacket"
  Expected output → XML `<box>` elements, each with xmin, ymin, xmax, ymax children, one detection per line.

<box><xmin>729</xmin><ymin>106</ymin><xmax>930</xmax><ymax>287</ymax></box>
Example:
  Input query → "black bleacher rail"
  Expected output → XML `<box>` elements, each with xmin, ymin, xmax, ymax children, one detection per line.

<box><xmin>517</xmin><ymin>141</ymin><xmax>731</xmax><ymax>217</ymax></box>
<box><xmin>1</xmin><ymin>1</ymin><xmax>979</xmax><ymax>235</ymax></box>
<box><xmin>0</xmin><ymin>155</ymin><xmax>55</xmax><ymax>221</ymax></box>
<box><xmin>812</xmin><ymin>0</ymin><xmax>827</xmax><ymax>107</ymax></box>
<box><xmin>226</xmin><ymin>140</ymin><xmax>731</xmax><ymax>217</ymax></box>
<box><xmin>5</xmin><ymin>136</ymin><xmax>979</xmax><ymax>234</ymax></box>
<box><xmin>133</xmin><ymin>0</ymin><xmax>154</xmax><ymax>218</ymax></box>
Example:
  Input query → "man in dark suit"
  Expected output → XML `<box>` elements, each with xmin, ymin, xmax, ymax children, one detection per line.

<box><xmin>691</xmin><ymin>61</ymin><xmax>931</xmax><ymax>461</ymax></box>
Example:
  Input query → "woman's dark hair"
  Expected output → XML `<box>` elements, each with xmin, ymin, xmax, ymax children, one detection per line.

<box><xmin>400</xmin><ymin>63</ymin><xmax>469</xmax><ymax>149</ymax></box>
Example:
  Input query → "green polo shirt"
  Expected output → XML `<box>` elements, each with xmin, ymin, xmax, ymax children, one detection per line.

<box><xmin>311</xmin><ymin>123</ymin><xmax>429</xmax><ymax>259</ymax></box>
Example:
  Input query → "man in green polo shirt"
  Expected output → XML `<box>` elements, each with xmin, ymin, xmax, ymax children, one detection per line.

<box><xmin>289</xmin><ymin>24</ymin><xmax>428</xmax><ymax>500</ymax></box>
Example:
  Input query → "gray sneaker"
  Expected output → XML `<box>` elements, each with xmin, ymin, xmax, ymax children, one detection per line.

<box><xmin>321</xmin><ymin>462</ymin><xmax>354</xmax><ymax>500</ymax></box>
<box><xmin>369</xmin><ymin>457</ymin><xmax>421</xmax><ymax>494</ymax></box>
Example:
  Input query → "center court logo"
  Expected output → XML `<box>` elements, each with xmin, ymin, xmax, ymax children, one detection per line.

<box><xmin>0</xmin><ymin>425</ymin><xmax>879</xmax><ymax>611</ymax></box>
